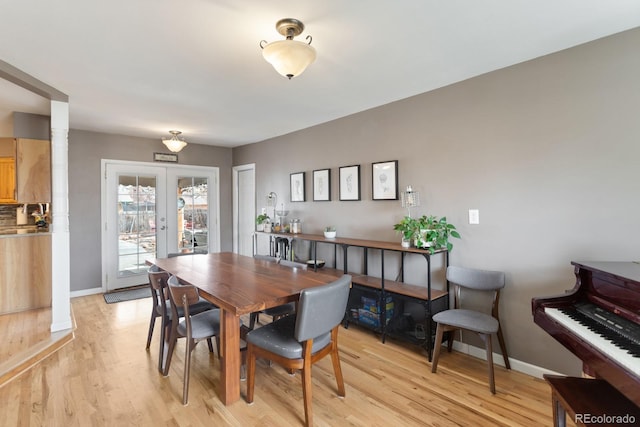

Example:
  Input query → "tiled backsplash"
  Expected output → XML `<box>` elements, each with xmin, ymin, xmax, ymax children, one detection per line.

<box><xmin>0</xmin><ymin>203</ymin><xmax>43</xmax><ymax>226</ymax></box>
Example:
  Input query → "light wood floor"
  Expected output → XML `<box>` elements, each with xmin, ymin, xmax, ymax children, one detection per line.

<box><xmin>0</xmin><ymin>294</ymin><xmax>565</xmax><ymax>426</ymax></box>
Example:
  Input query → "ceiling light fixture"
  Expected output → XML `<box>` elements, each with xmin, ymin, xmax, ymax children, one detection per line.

<box><xmin>162</xmin><ymin>130</ymin><xmax>187</xmax><ymax>152</ymax></box>
<box><xmin>260</xmin><ymin>18</ymin><xmax>316</xmax><ymax>80</ymax></box>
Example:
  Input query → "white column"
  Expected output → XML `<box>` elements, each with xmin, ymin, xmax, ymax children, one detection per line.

<box><xmin>50</xmin><ymin>100</ymin><xmax>72</xmax><ymax>332</ymax></box>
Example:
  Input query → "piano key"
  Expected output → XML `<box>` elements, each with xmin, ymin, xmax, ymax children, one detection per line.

<box><xmin>545</xmin><ymin>307</ymin><xmax>640</xmax><ymax>377</ymax></box>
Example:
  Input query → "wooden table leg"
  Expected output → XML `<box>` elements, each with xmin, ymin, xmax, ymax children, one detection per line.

<box><xmin>219</xmin><ymin>309</ymin><xmax>241</xmax><ymax>405</ymax></box>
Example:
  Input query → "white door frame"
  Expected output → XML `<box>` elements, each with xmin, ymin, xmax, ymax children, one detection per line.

<box><xmin>101</xmin><ymin>159</ymin><xmax>220</xmax><ymax>291</ymax></box>
<box><xmin>232</xmin><ymin>163</ymin><xmax>255</xmax><ymax>254</ymax></box>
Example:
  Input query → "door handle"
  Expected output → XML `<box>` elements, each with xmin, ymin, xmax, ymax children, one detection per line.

<box><xmin>160</xmin><ymin>226</ymin><xmax>166</xmax><ymax>231</ymax></box>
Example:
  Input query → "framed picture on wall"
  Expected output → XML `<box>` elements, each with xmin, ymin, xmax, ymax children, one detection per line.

<box><xmin>339</xmin><ymin>165</ymin><xmax>360</xmax><ymax>201</ymax></box>
<box><xmin>372</xmin><ymin>160</ymin><xmax>398</xmax><ymax>200</ymax></box>
<box><xmin>290</xmin><ymin>171</ymin><xmax>306</xmax><ymax>202</ymax></box>
<box><xmin>313</xmin><ymin>169</ymin><xmax>331</xmax><ymax>201</ymax></box>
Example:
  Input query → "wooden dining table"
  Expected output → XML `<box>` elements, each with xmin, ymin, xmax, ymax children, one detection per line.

<box><xmin>149</xmin><ymin>252</ymin><xmax>345</xmax><ymax>405</ymax></box>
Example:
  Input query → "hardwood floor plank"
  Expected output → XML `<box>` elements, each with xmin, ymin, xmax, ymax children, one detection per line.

<box><xmin>0</xmin><ymin>294</ymin><xmax>564</xmax><ymax>426</ymax></box>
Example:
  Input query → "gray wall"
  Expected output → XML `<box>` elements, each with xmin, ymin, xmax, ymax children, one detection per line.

<box><xmin>69</xmin><ymin>130</ymin><xmax>233</xmax><ymax>292</ymax></box>
<box><xmin>233</xmin><ymin>27</ymin><xmax>640</xmax><ymax>375</ymax></box>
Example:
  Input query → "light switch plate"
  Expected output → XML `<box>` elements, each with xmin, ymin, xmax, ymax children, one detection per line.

<box><xmin>469</xmin><ymin>209</ymin><xmax>480</xmax><ymax>224</ymax></box>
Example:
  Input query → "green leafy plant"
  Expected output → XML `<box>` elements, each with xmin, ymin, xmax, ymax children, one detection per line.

<box><xmin>256</xmin><ymin>214</ymin><xmax>270</xmax><ymax>225</ymax></box>
<box><xmin>393</xmin><ymin>216</ymin><xmax>420</xmax><ymax>241</ymax></box>
<box><xmin>324</xmin><ymin>226</ymin><xmax>336</xmax><ymax>232</ymax></box>
<box><xmin>393</xmin><ymin>215</ymin><xmax>461</xmax><ymax>254</ymax></box>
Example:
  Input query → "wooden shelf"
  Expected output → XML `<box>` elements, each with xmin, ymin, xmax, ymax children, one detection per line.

<box><xmin>351</xmin><ymin>275</ymin><xmax>447</xmax><ymax>301</ymax></box>
<box><xmin>254</xmin><ymin>230</ymin><xmax>449</xmax><ymax>360</ymax></box>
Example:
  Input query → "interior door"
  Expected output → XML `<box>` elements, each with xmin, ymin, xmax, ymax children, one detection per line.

<box><xmin>233</xmin><ymin>164</ymin><xmax>255</xmax><ymax>256</ymax></box>
<box><xmin>104</xmin><ymin>163</ymin><xmax>166</xmax><ymax>291</ymax></box>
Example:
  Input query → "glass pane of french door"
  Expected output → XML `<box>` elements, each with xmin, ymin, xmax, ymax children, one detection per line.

<box><xmin>117</xmin><ymin>175</ymin><xmax>157</xmax><ymax>276</ymax></box>
<box><xmin>176</xmin><ymin>176</ymin><xmax>209</xmax><ymax>253</ymax></box>
<box><xmin>104</xmin><ymin>163</ymin><xmax>166</xmax><ymax>291</ymax></box>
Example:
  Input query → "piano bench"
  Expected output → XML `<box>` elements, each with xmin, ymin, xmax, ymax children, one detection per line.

<box><xmin>543</xmin><ymin>375</ymin><xmax>640</xmax><ymax>427</ymax></box>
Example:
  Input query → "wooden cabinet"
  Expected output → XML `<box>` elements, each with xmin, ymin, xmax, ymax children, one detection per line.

<box><xmin>0</xmin><ymin>157</ymin><xmax>16</xmax><ymax>202</ymax></box>
<box><xmin>0</xmin><ymin>234</ymin><xmax>52</xmax><ymax>314</ymax></box>
<box><xmin>16</xmin><ymin>138</ymin><xmax>51</xmax><ymax>203</ymax></box>
<box><xmin>0</xmin><ymin>138</ymin><xmax>50</xmax><ymax>203</ymax></box>
<box><xmin>0</xmin><ymin>138</ymin><xmax>17</xmax><ymax>202</ymax></box>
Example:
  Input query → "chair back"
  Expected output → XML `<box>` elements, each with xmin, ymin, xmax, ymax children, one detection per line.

<box><xmin>295</xmin><ymin>274</ymin><xmax>351</xmax><ymax>342</ymax></box>
<box><xmin>148</xmin><ymin>266</ymin><xmax>170</xmax><ymax>310</ymax></box>
<box><xmin>446</xmin><ymin>265</ymin><xmax>505</xmax><ymax>315</ymax></box>
<box><xmin>168</xmin><ymin>279</ymin><xmax>200</xmax><ymax>311</ymax></box>
<box><xmin>280</xmin><ymin>259</ymin><xmax>308</xmax><ymax>270</ymax></box>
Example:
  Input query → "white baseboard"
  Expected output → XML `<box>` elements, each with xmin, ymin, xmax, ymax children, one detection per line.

<box><xmin>70</xmin><ymin>287</ymin><xmax>103</xmax><ymax>298</ymax></box>
<box><xmin>451</xmin><ymin>341</ymin><xmax>566</xmax><ymax>379</ymax></box>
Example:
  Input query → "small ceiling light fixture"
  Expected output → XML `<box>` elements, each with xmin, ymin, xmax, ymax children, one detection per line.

<box><xmin>162</xmin><ymin>130</ymin><xmax>188</xmax><ymax>152</ymax></box>
<box><xmin>260</xmin><ymin>18</ymin><xmax>316</xmax><ymax>80</ymax></box>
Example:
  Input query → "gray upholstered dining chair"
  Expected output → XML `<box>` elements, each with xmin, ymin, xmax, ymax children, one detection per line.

<box><xmin>248</xmin><ymin>256</ymin><xmax>305</xmax><ymax>330</ymax></box>
<box><xmin>145</xmin><ymin>266</ymin><xmax>215</xmax><ymax>372</ymax></box>
<box><xmin>245</xmin><ymin>274</ymin><xmax>352</xmax><ymax>427</ymax></box>
<box><xmin>430</xmin><ymin>265</ymin><xmax>510</xmax><ymax>394</ymax></box>
<box><xmin>166</xmin><ymin>276</ymin><xmax>221</xmax><ymax>405</ymax></box>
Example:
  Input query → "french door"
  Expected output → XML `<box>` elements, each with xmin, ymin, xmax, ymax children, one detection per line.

<box><xmin>102</xmin><ymin>160</ymin><xmax>219</xmax><ymax>291</ymax></box>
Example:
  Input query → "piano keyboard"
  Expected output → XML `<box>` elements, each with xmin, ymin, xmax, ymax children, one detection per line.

<box><xmin>545</xmin><ymin>303</ymin><xmax>640</xmax><ymax>378</ymax></box>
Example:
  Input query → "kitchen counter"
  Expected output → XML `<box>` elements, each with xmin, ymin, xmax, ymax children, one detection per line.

<box><xmin>0</xmin><ymin>226</ymin><xmax>50</xmax><ymax>237</ymax></box>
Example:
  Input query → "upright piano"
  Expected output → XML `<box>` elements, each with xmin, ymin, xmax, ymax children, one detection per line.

<box><xmin>532</xmin><ymin>261</ymin><xmax>640</xmax><ymax>407</ymax></box>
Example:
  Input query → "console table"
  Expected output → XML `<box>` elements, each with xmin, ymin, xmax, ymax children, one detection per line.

<box><xmin>254</xmin><ymin>231</ymin><xmax>449</xmax><ymax>360</ymax></box>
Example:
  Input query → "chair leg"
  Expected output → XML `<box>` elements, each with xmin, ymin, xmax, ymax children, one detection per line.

<box><xmin>482</xmin><ymin>333</ymin><xmax>496</xmax><ymax>394</ymax></box>
<box><xmin>496</xmin><ymin>325</ymin><xmax>510</xmax><ymax>369</ymax></box>
<box><xmin>301</xmin><ymin>348</ymin><xmax>314</xmax><ymax>427</ymax></box>
<box><xmin>330</xmin><ymin>344</ymin><xmax>345</xmax><ymax>397</ymax></box>
<box><xmin>245</xmin><ymin>344</ymin><xmax>256</xmax><ymax>403</ymax></box>
<box><xmin>158</xmin><ymin>316</ymin><xmax>172</xmax><ymax>373</ymax></box>
<box><xmin>249</xmin><ymin>313</ymin><xmax>258</xmax><ymax>330</ymax></box>
<box><xmin>207</xmin><ymin>337</ymin><xmax>214</xmax><ymax>353</ymax></box>
<box><xmin>146</xmin><ymin>311</ymin><xmax>156</xmax><ymax>350</ymax></box>
<box><xmin>446</xmin><ymin>329</ymin><xmax>454</xmax><ymax>353</ymax></box>
<box><xmin>431</xmin><ymin>323</ymin><xmax>445</xmax><ymax>373</ymax></box>
<box><xmin>183</xmin><ymin>339</ymin><xmax>193</xmax><ymax>405</ymax></box>
<box><xmin>163</xmin><ymin>328</ymin><xmax>177</xmax><ymax>376</ymax></box>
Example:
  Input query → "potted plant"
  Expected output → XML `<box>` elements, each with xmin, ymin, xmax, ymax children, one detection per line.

<box><xmin>393</xmin><ymin>216</ymin><xmax>420</xmax><ymax>247</ymax></box>
<box><xmin>417</xmin><ymin>215</ymin><xmax>461</xmax><ymax>253</ymax></box>
<box><xmin>393</xmin><ymin>215</ymin><xmax>461</xmax><ymax>253</ymax></box>
<box><xmin>256</xmin><ymin>213</ymin><xmax>270</xmax><ymax>231</ymax></box>
<box><xmin>324</xmin><ymin>226</ymin><xmax>337</xmax><ymax>238</ymax></box>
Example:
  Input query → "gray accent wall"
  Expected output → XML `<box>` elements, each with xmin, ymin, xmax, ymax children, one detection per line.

<box><xmin>69</xmin><ymin>130</ymin><xmax>233</xmax><ymax>293</ymax></box>
<box><xmin>233</xmin><ymin>27</ymin><xmax>640</xmax><ymax>376</ymax></box>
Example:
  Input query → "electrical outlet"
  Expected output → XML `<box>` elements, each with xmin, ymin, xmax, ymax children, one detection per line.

<box><xmin>469</xmin><ymin>209</ymin><xmax>479</xmax><ymax>225</ymax></box>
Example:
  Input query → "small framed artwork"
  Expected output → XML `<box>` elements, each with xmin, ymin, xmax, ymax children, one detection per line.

<box><xmin>290</xmin><ymin>171</ymin><xmax>306</xmax><ymax>202</ymax></box>
<box><xmin>339</xmin><ymin>165</ymin><xmax>361</xmax><ymax>201</ymax></box>
<box><xmin>372</xmin><ymin>160</ymin><xmax>398</xmax><ymax>200</ymax></box>
<box><xmin>153</xmin><ymin>152</ymin><xmax>178</xmax><ymax>162</ymax></box>
<box><xmin>313</xmin><ymin>169</ymin><xmax>331</xmax><ymax>201</ymax></box>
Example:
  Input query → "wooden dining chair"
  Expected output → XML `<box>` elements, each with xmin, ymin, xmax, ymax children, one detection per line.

<box><xmin>166</xmin><ymin>276</ymin><xmax>221</xmax><ymax>404</ymax></box>
<box><xmin>146</xmin><ymin>266</ymin><xmax>216</xmax><ymax>372</ymax></box>
<box><xmin>248</xmin><ymin>258</ymin><xmax>306</xmax><ymax>330</ymax></box>
<box><xmin>430</xmin><ymin>265</ymin><xmax>510</xmax><ymax>394</ymax></box>
<box><xmin>245</xmin><ymin>274</ymin><xmax>352</xmax><ymax>427</ymax></box>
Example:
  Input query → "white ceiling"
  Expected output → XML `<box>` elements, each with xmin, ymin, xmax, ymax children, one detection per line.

<box><xmin>1</xmin><ymin>1</ymin><xmax>639</xmax><ymax>147</ymax></box>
